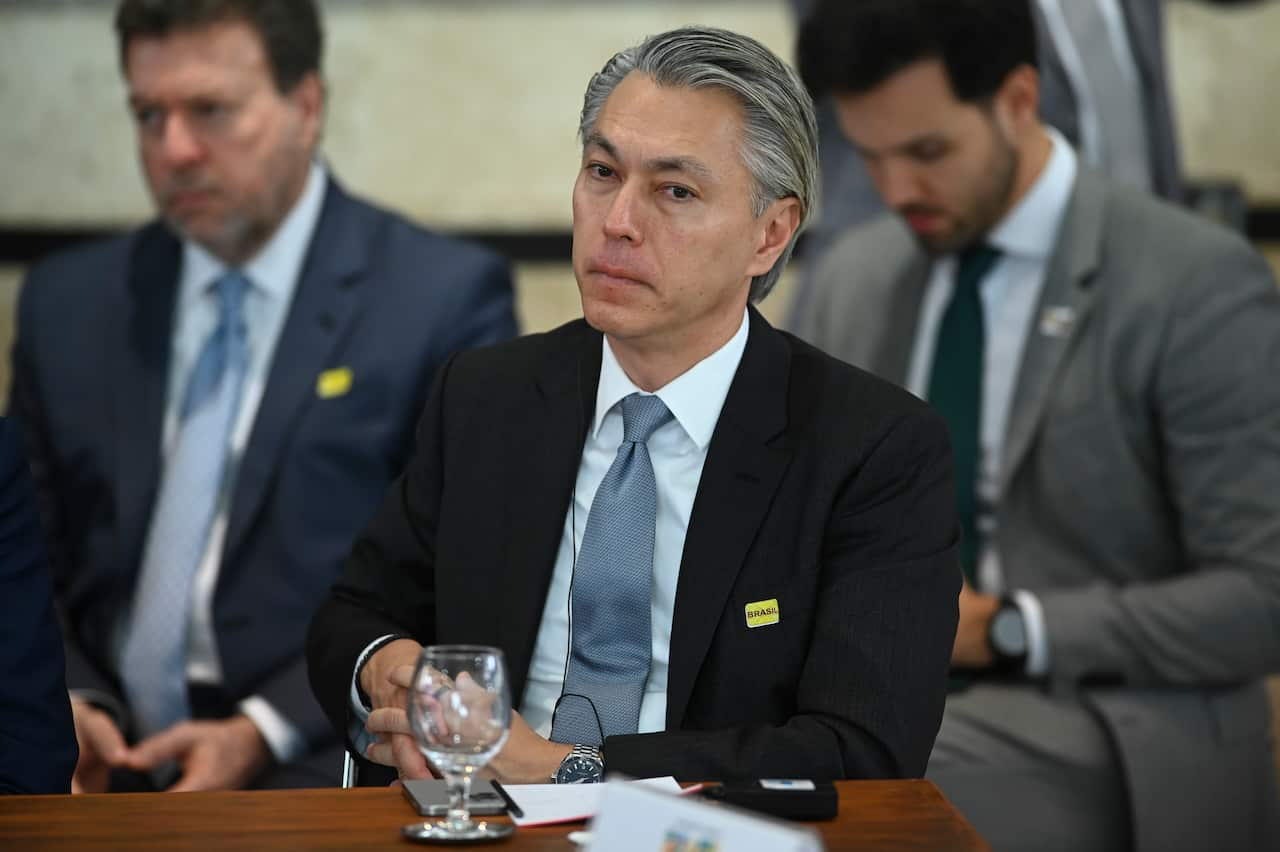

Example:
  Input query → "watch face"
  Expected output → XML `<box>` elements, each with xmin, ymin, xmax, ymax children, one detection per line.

<box><xmin>555</xmin><ymin>755</ymin><xmax>603</xmax><ymax>784</ymax></box>
<box><xmin>991</xmin><ymin>607</ymin><xmax>1028</xmax><ymax>656</ymax></box>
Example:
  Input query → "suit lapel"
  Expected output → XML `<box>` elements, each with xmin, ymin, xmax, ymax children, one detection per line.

<box><xmin>222</xmin><ymin>180</ymin><xmax>369</xmax><ymax>566</ymax></box>
<box><xmin>1000</xmin><ymin>170</ymin><xmax>1105</xmax><ymax>493</ymax></box>
<box><xmin>114</xmin><ymin>224</ymin><xmax>181</xmax><ymax>579</ymax></box>
<box><xmin>666</xmin><ymin>309</ymin><xmax>793</xmax><ymax>728</ymax></box>
<box><xmin>496</xmin><ymin>326</ymin><xmax>601</xmax><ymax>701</ymax></box>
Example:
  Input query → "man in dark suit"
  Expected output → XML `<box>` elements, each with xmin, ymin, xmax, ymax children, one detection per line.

<box><xmin>308</xmin><ymin>26</ymin><xmax>960</xmax><ymax>786</ymax></box>
<box><xmin>790</xmin><ymin>2</ymin><xmax>1280</xmax><ymax>849</ymax></box>
<box><xmin>9</xmin><ymin>0</ymin><xmax>515</xmax><ymax>792</ymax></box>
<box><xmin>0</xmin><ymin>417</ymin><xmax>77</xmax><ymax>795</ymax></box>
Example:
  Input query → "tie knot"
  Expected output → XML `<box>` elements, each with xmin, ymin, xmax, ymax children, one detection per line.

<box><xmin>956</xmin><ymin>244</ymin><xmax>1001</xmax><ymax>290</ymax></box>
<box><xmin>620</xmin><ymin>393</ymin><xmax>672</xmax><ymax>444</ymax></box>
<box><xmin>212</xmin><ymin>270</ymin><xmax>250</xmax><ymax>325</ymax></box>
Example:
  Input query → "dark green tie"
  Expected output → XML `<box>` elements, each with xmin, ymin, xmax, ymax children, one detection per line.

<box><xmin>927</xmin><ymin>244</ymin><xmax>1001</xmax><ymax>583</ymax></box>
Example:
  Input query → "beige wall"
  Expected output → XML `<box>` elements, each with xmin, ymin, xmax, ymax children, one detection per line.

<box><xmin>2</xmin><ymin>1</ymin><xmax>1279</xmax><ymax>231</ymax></box>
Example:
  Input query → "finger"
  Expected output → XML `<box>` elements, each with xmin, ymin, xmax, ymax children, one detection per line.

<box><xmin>366</xmin><ymin>707</ymin><xmax>412</xmax><ymax>737</ymax></box>
<box><xmin>365</xmin><ymin>740</ymin><xmax>398</xmax><ymax>767</ymax></box>
<box><xmin>126</xmin><ymin>724</ymin><xmax>196</xmax><ymax>769</ymax></box>
<box><xmin>388</xmin><ymin>664</ymin><xmax>416</xmax><ymax>690</ymax></box>
<box><xmin>74</xmin><ymin>704</ymin><xmax>129</xmax><ymax>765</ymax></box>
<box><xmin>391</xmin><ymin>733</ymin><xmax>431</xmax><ymax>780</ymax></box>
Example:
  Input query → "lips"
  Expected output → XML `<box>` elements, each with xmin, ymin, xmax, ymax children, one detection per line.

<box><xmin>588</xmin><ymin>262</ymin><xmax>648</xmax><ymax>286</ymax></box>
<box><xmin>905</xmin><ymin>212</ymin><xmax>942</xmax><ymax>234</ymax></box>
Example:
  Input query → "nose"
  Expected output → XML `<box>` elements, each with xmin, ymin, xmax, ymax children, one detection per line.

<box><xmin>602</xmin><ymin>182</ymin><xmax>643</xmax><ymax>243</ymax></box>
<box><xmin>159</xmin><ymin>113</ymin><xmax>204</xmax><ymax>167</ymax></box>
<box><xmin>874</xmin><ymin>158</ymin><xmax>925</xmax><ymax>210</ymax></box>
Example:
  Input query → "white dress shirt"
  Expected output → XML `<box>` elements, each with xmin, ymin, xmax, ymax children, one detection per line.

<box><xmin>905</xmin><ymin>131</ymin><xmax>1078</xmax><ymax>676</ymax></box>
<box><xmin>347</xmin><ymin>309</ymin><xmax>751</xmax><ymax>745</ymax></box>
<box><xmin>521</xmin><ymin>309</ymin><xmax>750</xmax><ymax>738</ymax></box>
<box><xmin>121</xmin><ymin>161</ymin><xmax>327</xmax><ymax>761</ymax></box>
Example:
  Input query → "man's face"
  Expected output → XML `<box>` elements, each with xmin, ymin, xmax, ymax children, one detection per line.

<box><xmin>833</xmin><ymin>60</ymin><xmax>1017</xmax><ymax>255</ymax></box>
<box><xmin>125</xmin><ymin>21</ymin><xmax>321</xmax><ymax>264</ymax></box>
<box><xmin>572</xmin><ymin>73</ymin><xmax>784</xmax><ymax>358</ymax></box>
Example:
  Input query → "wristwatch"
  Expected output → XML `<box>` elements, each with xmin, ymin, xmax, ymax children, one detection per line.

<box><xmin>553</xmin><ymin>743</ymin><xmax>604</xmax><ymax>784</ymax></box>
<box><xmin>987</xmin><ymin>597</ymin><xmax>1028</xmax><ymax>674</ymax></box>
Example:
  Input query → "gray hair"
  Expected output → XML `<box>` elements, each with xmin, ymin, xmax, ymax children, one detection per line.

<box><xmin>578</xmin><ymin>26</ymin><xmax>819</xmax><ymax>303</ymax></box>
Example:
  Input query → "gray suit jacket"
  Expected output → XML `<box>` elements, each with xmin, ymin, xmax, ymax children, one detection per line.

<box><xmin>789</xmin><ymin>168</ymin><xmax>1280</xmax><ymax>852</ymax></box>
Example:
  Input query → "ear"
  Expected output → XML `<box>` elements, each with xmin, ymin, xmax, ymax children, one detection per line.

<box><xmin>745</xmin><ymin>196</ymin><xmax>802</xmax><ymax>279</ymax></box>
<box><xmin>289</xmin><ymin>71</ymin><xmax>326</xmax><ymax>148</ymax></box>
<box><xmin>992</xmin><ymin>64</ymin><xmax>1039</xmax><ymax>139</ymax></box>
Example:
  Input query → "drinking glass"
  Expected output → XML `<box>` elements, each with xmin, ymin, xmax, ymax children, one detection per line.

<box><xmin>402</xmin><ymin>645</ymin><xmax>514</xmax><ymax>843</ymax></box>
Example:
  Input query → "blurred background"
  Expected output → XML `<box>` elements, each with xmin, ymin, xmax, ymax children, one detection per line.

<box><xmin>2</xmin><ymin>0</ymin><xmax>1277</xmax><ymax>373</ymax></box>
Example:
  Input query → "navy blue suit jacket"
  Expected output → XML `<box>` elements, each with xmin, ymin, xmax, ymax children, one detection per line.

<box><xmin>0</xmin><ymin>415</ymin><xmax>77</xmax><ymax>794</ymax></box>
<box><xmin>9</xmin><ymin>178</ymin><xmax>517</xmax><ymax>757</ymax></box>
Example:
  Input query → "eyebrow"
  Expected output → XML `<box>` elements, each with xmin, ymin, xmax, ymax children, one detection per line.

<box><xmin>851</xmin><ymin>133</ymin><xmax>948</xmax><ymax>159</ymax></box>
<box><xmin>584</xmin><ymin>131</ymin><xmax>714</xmax><ymax>180</ymax></box>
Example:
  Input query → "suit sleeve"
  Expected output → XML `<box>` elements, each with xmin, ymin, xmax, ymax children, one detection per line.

<box><xmin>8</xmin><ymin>267</ymin><xmax>126</xmax><ymax>717</ymax></box>
<box><xmin>1037</xmin><ymin>239</ymin><xmax>1280</xmax><ymax>687</ymax></box>
<box><xmin>0</xmin><ymin>417</ymin><xmax>78</xmax><ymax>794</ymax></box>
<box><xmin>606</xmin><ymin>408</ymin><xmax>962</xmax><ymax>781</ymax></box>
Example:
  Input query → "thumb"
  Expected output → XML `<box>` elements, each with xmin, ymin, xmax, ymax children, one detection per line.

<box><xmin>126</xmin><ymin>725</ymin><xmax>194</xmax><ymax>769</ymax></box>
<box><xmin>81</xmin><ymin>709</ymin><xmax>129</xmax><ymax>765</ymax></box>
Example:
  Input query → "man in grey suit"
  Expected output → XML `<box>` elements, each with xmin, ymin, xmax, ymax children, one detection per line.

<box><xmin>787</xmin><ymin>0</ymin><xmax>1252</xmax><ymax>322</ymax></box>
<box><xmin>791</xmin><ymin>2</ymin><xmax>1280</xmax><ymax>850</ymax></box>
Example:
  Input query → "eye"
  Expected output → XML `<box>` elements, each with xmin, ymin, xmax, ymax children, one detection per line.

<box><xmin>663</xmin><ymin>185</ymin><xmax>696</xmax><ymax>201</ymax></box>
<box><xmin>191</xmin><ymin>99</ymin><xmax>228</xmax><ymax>122</ymax></box>
<box><xmin>132</xmin><ymin>106</ymin><xmax>163</xmax><ymax>131</ymax></box>
<box><xmin>908</xmin><ymin>140</ymin><xmax>949</xmax><ymax>163</ymax></box>
<box><xmin>587</xmin><ymin>163</ymin><xmax>615</xmax><ymax>179</ymax></box>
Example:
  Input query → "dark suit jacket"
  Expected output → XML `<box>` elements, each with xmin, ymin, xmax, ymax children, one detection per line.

<box><xmin>8</xmin><ymin>177</ymin><xmax>517</xmax><ymax>761</ymax></box>
<box><xmin>0</xmin><ymin>416</ymin><xmax>77</xmax><ymax>794</ymax></box>
<box><xmin>308</xmin><ymin>308</ymin><xmax>961</xmax><ymax>781</ymax></box>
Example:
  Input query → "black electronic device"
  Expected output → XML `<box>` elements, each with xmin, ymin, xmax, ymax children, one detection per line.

<box><xmin>701</xmin><ymin>780</ymin><xmax>838</xmax><ymax>821</ymax></box>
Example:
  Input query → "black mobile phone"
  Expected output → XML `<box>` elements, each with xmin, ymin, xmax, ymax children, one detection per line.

<box><xmin>701</xmin><ymin>780</ymin><xmax>838</xmax><ymax>821</ymax></box>
<box><xmin>401</xmin><ymin>778</ymin><xmax>508</xmax><ymax>816</ymax></box>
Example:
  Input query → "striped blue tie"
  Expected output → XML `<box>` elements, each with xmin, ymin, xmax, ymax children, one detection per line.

<box><xmin>552</xmin><ymin>393</ymin><xmax>672</xmax><ymax>746</ymax></box>
<box><xmin>120</xmin><ymin>270</ymin><xmax>250</xmax><ymax>737</ymax></box>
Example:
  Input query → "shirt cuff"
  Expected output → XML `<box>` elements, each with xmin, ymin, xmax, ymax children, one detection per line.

<box><xmin>347</xmin><ymin>634</ymin><xmax>400</xmax><ymax>758</ymax></box>
<box><xmin>1011</xmin><ymin>589</ymin><xmax>1050</xmax><ymax>677</ymax></box>
<box><xmin>238</xmin><ymin>695</ymin><xmax>307</xmax><ymax>764</ymax></box>
<box><xmin>69</xmin><ymin>688</ymin><xmax>128</xmax><ymax>730</ymax></box>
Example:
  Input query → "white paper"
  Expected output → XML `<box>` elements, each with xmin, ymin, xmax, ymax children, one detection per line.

<box><xmin>587</xmin><ymin>782</ymin><xmax>824</xmax><ymax>852</ymax></box>
<box><xmin>507</xmin><ymin>776</ymin><xmax>683</xmax><ymax>827</ymax></box>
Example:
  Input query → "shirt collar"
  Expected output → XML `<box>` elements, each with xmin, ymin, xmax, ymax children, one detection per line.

<box><xmin>987</xmin><ymin>128</ymin><xmax>1077</xmax><ymax>261</ymax></box>
<box><xmin>179</xmin><ymin>159</ymin><xmax>328</xmax><ymax>307</ymax></box>
<box><xmin>593</xmin><ymin>308</ymin><xmax>750</xmax><ymax>451</ymax></box>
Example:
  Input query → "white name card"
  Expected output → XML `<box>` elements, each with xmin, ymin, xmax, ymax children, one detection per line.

<box><xmin>586</xmin><ymin>779</ymin><xmax>824</xmax><ymax>852</ymax></box>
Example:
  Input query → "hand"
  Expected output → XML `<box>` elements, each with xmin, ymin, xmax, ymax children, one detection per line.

<box><xmin>124</xmin><ymin>716</ymin><xmax>270</xmax><ymax>792</ymax></box>
<box><xmin>951</xmin><ymin>581</ymin><xmax>1000</xmax><ymax>668</ymax></box>
<box><xmin>484</xmin><ymin>710</ymin><xmax>571</xmax><ymax>784</ymax></box>
<box><xmin>361</xmin><ymin>639</ymin><xmax>430</xmax><ymax>780</ymax></box>
<box><xmin>70</xmin><ymin>698</ymin><xmax>129</xmax><ymax>794</ymax></box>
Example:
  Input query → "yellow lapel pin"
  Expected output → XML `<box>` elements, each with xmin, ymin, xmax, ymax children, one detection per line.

<box><xmin>745</xmin><ymin>598</ymin><xmax>780</xmax><ymax>628</ymax></box>
<box><xmin>316</xmin><ymin>366</ymin><xmax>354</xmax><ymax>399</ymax></box>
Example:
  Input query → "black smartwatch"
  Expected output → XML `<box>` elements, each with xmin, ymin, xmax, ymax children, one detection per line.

<box><xmin>553</xmin><ymin>743</ymin><xmax>604</xmax><ymax>784</ymax></box>
<box><xmin>987</xmin><ymin>597</ymin><xmax>1028</xmax><ymax>674</ymax></box>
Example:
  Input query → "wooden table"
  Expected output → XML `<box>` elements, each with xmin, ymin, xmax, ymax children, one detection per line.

<box><xmin>0</xmin><ymin>781</ymin><xmax>987</xmax><ymax>850</ymax></box>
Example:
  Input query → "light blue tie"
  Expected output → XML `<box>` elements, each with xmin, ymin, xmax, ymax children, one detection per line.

<box><xmin>552</xmin><ymin>393</ymin><xmax>672</xmax><ymax>746</ymax></box>
<box><xmin>120</xmin><ymin>270</ymin><xmax>250</xmax><ymax>737</ymax></box>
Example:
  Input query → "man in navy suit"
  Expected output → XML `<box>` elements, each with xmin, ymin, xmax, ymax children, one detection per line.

<box><xmin>9</xmin><ymin>0</ymin><xmax>515</xmax><ymax>792</ymax></box>
<box><xmin>0</xmin><ymin>417</ymin><xmax>77</xmax><ymax>795</ymax></box>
